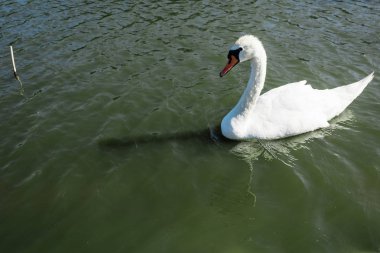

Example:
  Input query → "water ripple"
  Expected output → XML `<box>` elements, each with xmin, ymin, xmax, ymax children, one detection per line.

<box><xmin>0</xmin><ymin>1</ymin><xmax>379</xmax><ymax>252</ymax></box>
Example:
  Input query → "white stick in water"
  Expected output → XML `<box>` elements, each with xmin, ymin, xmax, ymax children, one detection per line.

<box><xmin>10</xmin><ymin>46</ymin><xmax>17</xmax><ymax>75</ymax></box>
<box><xmin>10</xmin><ymin>45</ymin><xmax>24</xmax><ymax>96</ymax></box>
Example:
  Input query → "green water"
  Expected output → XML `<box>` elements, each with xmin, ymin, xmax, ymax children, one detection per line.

<box><xmin>1</xmin><ymin>1</ymin><xmax>379</xmax><ymax>252</ymax></box>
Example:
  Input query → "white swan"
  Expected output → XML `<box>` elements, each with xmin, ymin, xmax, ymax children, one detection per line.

<box><xmin>219</xmin><ymin>35</ymin><xmax>374</xmax><ymax>140</ymax></box>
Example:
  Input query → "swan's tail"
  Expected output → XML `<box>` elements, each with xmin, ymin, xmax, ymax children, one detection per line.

<box><xmin>326</xmin><ymin>72</ymin><xmax>374</xmax><ymax>119</ymax></box>
<box><xmin>340</xmin><ymin>72</ymin><xmax>374</xmax><ymax>96</ymax></box>
<box><xmin>343</xmin><ymin>72</ymin><xmax>374</xmax><ymax>92</ymax></box>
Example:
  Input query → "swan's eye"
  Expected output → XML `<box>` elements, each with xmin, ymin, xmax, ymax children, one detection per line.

<box><xmin>227</xmin><ymin>47</ymin><xmax>243</xmax><ymax>62</ymax></box>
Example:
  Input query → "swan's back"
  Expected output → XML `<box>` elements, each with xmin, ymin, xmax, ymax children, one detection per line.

<box><xmin>249</xmin><ymin>73</ymin><xmax>374</xmax><ymax>139</ymax></box>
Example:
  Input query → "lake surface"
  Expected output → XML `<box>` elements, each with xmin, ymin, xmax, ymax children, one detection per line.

<box><xmin>1</xmin><ymin>0</ymin><xmax>379</xmax><ymax>252</ymax></box>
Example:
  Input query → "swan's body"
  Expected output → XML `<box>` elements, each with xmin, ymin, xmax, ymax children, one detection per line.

<box><xmin>220</xmin><ymin>35</ymin><xmax>374</xmax><ymax>140</ymax></box>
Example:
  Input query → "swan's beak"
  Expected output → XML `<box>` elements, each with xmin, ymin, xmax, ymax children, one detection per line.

<box><xmin>220</xmin><ymin>55</ymin><xmax>239</xmax><ymax>77</ymax></box>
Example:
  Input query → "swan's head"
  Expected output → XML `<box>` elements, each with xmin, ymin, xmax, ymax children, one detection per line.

<box><xmin>220</xmin><ymin>35</ymin><xmax>266</xmax><ymax>77</ymax></box>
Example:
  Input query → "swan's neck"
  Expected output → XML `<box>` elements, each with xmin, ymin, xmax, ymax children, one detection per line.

<box><xmin>236</xmin><ymin>54</ymin><xmax>267</xmax><ymax>116</ymax></box>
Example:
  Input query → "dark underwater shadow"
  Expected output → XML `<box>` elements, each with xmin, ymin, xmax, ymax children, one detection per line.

<box><xmin>97</xmin><ymin>125</ymin><xmax>232</xmax><ymax>150</ymax></box>
<box><xmin>98</xmin><ymin>110</ymin><xmax>355</xmax><ymax>153</ymax></box>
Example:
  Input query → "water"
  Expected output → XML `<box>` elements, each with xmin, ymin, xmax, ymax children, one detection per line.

<box><xmin>1</xmin><ymin>0</ymin><xmax>379</xmax><ymax>252</ymax></box>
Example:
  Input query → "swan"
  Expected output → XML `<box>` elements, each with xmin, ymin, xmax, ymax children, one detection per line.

<box><xmin>219</xmin><ymin>34</ymin><xmax>374</xmax><ymax>140</ymax></box>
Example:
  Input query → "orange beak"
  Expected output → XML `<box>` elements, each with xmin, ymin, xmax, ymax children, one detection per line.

<box><xmin>220</xmin><ymin>54</ymin><xmax>239</xmax><ymax>77</ymax></box>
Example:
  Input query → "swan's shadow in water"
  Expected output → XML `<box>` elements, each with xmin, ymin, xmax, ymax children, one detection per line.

<box><xmin>98</xmin><ymin>125</ymin><xmax>232</xmax><ymax>149</ymax></box>
<box><xmin>98</xmin><ymin>110</ymin><xmax>354</xmax><ymax>156</ymax></box>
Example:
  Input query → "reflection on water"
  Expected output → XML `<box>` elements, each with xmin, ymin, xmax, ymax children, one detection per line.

<box><xmin>99</xmin><ymin>110</ymin><xmax>354</xmax><ymax>166</ymax></box>
<box><xmin>99</xmin><ymin>110</ymin><xmax>355</xmax><ymax>207</ymax></box>
<box><xmin>230</xmin><ymin>110</ymin><xmax>355</xmax><ymax>204</ymax></box>
<box><xmin>231</xmin><ymin>110</ymin><xmax>354</xmax><ymax>166</ymax></box>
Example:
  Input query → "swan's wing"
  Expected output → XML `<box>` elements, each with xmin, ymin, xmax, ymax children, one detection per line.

<box><xmin>259</xmin><ymin>80</ymin><xmax>323</xmax><ymax>114</ymax></box>
<box><xmin>252</xmin><ymin>81</ymin><xmax>331</xmax><ymax>139</ymax></box>
<box><xmin>252</xmin><ymin>73</ymin><xmax>373</xmax><ymax>139</ymax></box>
